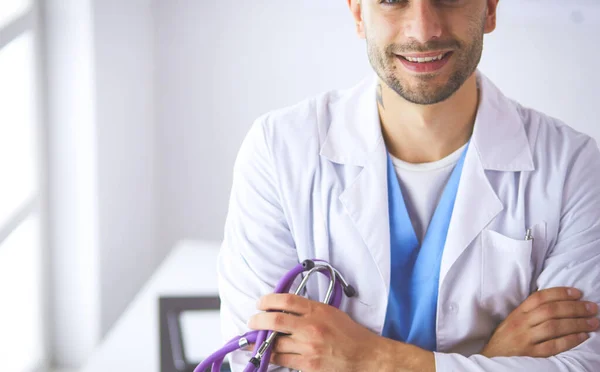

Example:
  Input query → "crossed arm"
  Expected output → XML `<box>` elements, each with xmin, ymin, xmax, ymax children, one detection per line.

<box><xmin>220</xmin><ymin>122</ymin><xmax>600</xmax><ymax>371</ymax></box>
<box><xmin>245</xmin><ymin>287</ymin><xmax>598</xmax><ymax>372</ymax></box>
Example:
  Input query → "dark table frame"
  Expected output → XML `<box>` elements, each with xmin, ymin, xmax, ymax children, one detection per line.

<box><xmin>159</xmin><ymin>296</ymin><xmax>231</xmax><ymax>372</ymax></box>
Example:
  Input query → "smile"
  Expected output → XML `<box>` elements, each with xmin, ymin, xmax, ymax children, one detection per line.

<box><xmin>396</xmin><ymin>52</ymin><xmax>453</xmax><ymax>73</ymax></box>
<box><xmin>400</xmin><ymin>52</ymin><xmax>449</xmax><ymax>63</ymax></box>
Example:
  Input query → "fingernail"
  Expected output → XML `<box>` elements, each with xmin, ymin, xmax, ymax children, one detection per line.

<box><xmin>586</xmin><ymin>303</ymin><xmax>598</xmax><ymax>313</ymax></box>
<box><xmin>579</xmin><ymin>333</ymin><xmax>589</xmax><ymax>341</ymax></box>
<box><xmin>587</xmin><ymin>318</ymin><xmax>599</xmax><ymax>327</ymax></box>
<box><xmin>568</xmin><ymin>288</ymin><xmax>581</xmax><ymax>297</ymax></box>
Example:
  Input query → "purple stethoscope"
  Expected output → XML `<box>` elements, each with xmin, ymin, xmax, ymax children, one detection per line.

<box><xmin>193</xmin><ymin>259</ymin><xmax>357</xmax><ymax>372</ymax></box>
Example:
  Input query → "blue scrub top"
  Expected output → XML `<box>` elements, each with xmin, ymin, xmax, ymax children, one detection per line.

<box><xmin>381</xmin><ymin>145</ymin><xmax>468</xmax><ymax>351</ymax></box>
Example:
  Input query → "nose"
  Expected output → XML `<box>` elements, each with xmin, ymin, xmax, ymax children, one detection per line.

<box><xmin>403</xmin><ymin>1</ymin><xmax>443</xmax><ymax>44</ymax></box>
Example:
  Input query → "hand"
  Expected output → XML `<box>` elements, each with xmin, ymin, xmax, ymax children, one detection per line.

<box><xmin>482</xmin><ymin>287</ymin><xmax>599</xmax><ymax>358</ymax></box>
<box><xmin>247</xmin><ymin>293</ymin><xmax>381</xmax><ymax>371</ymax></box>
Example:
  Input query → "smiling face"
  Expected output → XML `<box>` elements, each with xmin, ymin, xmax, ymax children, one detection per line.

<box><xmin>357</xmin><ymin>0</ymin><xmax>498</xmax><ymax>105</ymax></box>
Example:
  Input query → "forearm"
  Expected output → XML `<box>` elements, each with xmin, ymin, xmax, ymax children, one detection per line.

<box><xmin>372</xmin><ymin>336</ymin><xmax>436</xmax><ymax>372</ymax></box>
<box><xmin>371</xmin><ymin>334</ymin><xmax>599</xmax><ymax>372</ymax></box>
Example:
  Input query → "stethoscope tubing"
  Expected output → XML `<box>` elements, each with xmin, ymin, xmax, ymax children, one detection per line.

<box><xmin>193</xmin><ymin>260</ymin><xmax>354</xmax><ymax>372</ymax></box>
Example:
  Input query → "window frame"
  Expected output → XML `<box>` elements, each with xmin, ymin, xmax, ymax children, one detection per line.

<box><xmin>0</xmin><ymin>1</ymin><xmax>49</xmax><ymax>371</ymax></box>
<box><xmin>0</xmin><ymin>4</ymin><xmax>34</xmax><ymax>51</ymax></box>
<box><xmin>0</xmin><ymin>2</ymin><xmax>38</xmax><ymax>249</ymax></box>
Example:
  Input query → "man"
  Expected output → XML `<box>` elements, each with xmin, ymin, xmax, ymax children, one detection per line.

<box><xmin>217</xmin><ymin>0</ymin><xmax>600</xmax><ymax>371</ymax></box>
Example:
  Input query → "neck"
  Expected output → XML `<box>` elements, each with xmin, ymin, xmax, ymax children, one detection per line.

<box><xmin>378</xmin><ymin>73</ymin><xmax>479</xmax><ymax>163</ymax></box>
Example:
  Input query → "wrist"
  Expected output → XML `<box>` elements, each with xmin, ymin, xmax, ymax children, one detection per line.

<box><xmin>372</xmin><ymin>337</ymin><xmax>436</xmax><ymax>372</ymax></box>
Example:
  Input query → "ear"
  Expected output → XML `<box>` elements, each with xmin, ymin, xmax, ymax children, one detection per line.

<box><xmin>484</xmin><ymin>0</ymin><xmax>499</xmax><ymax>34</ymax></box>
<box><xmin>347</xmin><ymin>0</ymin><xmax>365</xmax><ymax>39</ymax></box>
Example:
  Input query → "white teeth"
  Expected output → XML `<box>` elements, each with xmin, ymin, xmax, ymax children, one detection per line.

<box><xmin>403</xmin><ymin>53</ymin><xmax>446</xmax><ymax>63</ymax></box>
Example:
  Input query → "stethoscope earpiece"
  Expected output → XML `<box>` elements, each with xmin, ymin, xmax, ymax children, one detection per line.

<box><xmin>301</xmin><ymin>259</ymin><xmax>315</xmax><ymax>270</ymax></box>
<box><xmin>344</xmin><ymin>285</ymin><xmax>357</xmax><ymax>298</ymax></box>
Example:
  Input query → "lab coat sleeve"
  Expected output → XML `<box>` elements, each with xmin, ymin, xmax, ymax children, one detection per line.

<box><xmin>217</xmin><ymin>118</ymin><xmax>298</xmax><ymax>372</ymax></box>
<box><xmin>434</xmin><ymin>138</ymin><xmax>600</xmax><ymax>371</ymax></box>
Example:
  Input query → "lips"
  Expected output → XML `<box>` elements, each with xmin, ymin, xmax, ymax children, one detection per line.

<box><xmin>400</xmin><ymin>51</ymin><xmax>450</xmax><ymax>63</ymax></box>
<box><xmin>396</xmin><ymin>51</ymin><xmax>453</xmax><ymax>73</ymax></box>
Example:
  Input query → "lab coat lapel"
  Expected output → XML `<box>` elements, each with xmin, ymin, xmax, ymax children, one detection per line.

<box><xmin>319</xmin><ymin>71</ymin><xmax>536</xmax><ymax>297</ymax></box>
<box><xmin>321</xmin><ymin>74</ymin><xmax>391</xmax><ymax>294</ymax></box>
<box><xmin>338</xmin><ymin>141</ymin><xmax>389</xmax><ymax>292</ymax></box>
<box><xmin>438</xmin><ymin>72</ymin><xmax>535</xmax><ymax>286</ymax></box>
<box><xmin>438</xmin><ymin>144</ymin><xmax>503</xmax><ymax>286</ymax></box>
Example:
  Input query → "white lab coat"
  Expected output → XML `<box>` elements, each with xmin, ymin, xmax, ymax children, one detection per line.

<box><xmin>217</xmin><ymin>71</ymin><xmax>600</xmax><ymax>371</ymax></box>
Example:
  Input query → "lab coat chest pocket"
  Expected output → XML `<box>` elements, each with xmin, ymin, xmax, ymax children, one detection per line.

<box><xmin>481</xmin><ymin>229</ymin><xmax>534</xmax><ymax>317</ymax></box>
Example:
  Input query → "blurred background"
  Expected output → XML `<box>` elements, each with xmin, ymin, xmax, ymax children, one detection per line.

<box><xmin>1</xmin><ymin>0</ymin><xmax>599</xmax><ymax>371</ymax></box>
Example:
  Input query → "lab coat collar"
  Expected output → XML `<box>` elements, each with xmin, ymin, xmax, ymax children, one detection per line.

<box><xmin>319</xmin><ymin>75</ymin><xmax>382</xmax><ymax>167</ymax></box>
<box><xmin>473</xmin><ymin>72</ymin><xmax>535</xmax><ymax>172</ymax></box>
<box><xmin>320</xmin><ymin>70</ymin><xmax>535</xmax><ymax>172</ymax></box>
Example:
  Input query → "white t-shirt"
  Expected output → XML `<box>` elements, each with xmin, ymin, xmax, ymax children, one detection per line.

<box><xmin>390</xmin><ymin>143</ymin><xmax>467</xmax><ymax>243</ymax></box>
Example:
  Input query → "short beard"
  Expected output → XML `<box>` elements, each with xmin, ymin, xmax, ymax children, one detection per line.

<box><xmin>366</xmin><ymin>15</ymin><xmax>486</xmax><ymax>105</ymax></box>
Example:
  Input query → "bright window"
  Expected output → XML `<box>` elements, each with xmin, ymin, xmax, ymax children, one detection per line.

<box><xmin>0</xmin><ymin>32</ymin><xmax>37</xmax><ymax>230</ymax></box>
<box><xmin>0</xmin><ymin>0</ymin><xmax>31</xmax><ymax>29</ymax></box>
<box><xmin>0</xmin><ymin>1</ymin><xmax>44</xmax><ymax>371</ymax></box>
<box><xmin>0</xmin><ymin>215</ymin><xmax>42</xmax><ymax>372</ymax></box>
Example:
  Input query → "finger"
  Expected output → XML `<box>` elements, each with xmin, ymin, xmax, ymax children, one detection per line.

<box><xmin>242</xmin><ymin>344</ymin><xmax>286</xmax><ymax>364</ymax></box>
<box><xmin>245</xmin><ymin>337</ymin><xmax>307</xmax><ymax>360</ymax></box>
<box><xmin>271</xmin><ymin>334</ymin><xmax>307</xmax><ymax>354</ymax></box>
<box><xmin>532</xmin><ymin>332</ymin><xmax>590</xmax><ymax>358</ymax></box>
<box><xmin>270</xmin><ymin>352</ymin><xmax>305</xmax><ymax>371</ymax></box>
<box><xmin>520</xmin><ymin>287</ymin><xmax>582</xmax><ymax>313</ymax></box>
<box><xmin>530</xmin><ymin>317</ymin><xmax>600</xmax><ymax>344</ymax></box>
<box><xmin>257</xmin><ymin>294</ymin><xmax>313</xmax><ymax>315</ymax></box>
<box><xmin>247</xmin><ymin>311</ymin><xmax>301</xmax><ymax>334</ymax></box>
<box><xmin>527</xmin><ymin>301</ymin><xmax>599</xmax><ymax>327</ymax></box>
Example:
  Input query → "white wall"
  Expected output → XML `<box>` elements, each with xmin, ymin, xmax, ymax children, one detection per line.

<box><xmin>44</xmin><ymin>0</ymin><xmax>158</xmax><ymax>367</ymax></box>
<box><xmin>154</xmin><ymin>0</ymin><xmax>600</xmax><ymax>248</ymax></box>
<box><xmin>93</xmin><ymin>0</ymin><xmax>159</xmax><ymax>339</ymax></box>
<box><xmin>44</xmin><ymin>0</ymin><xmax>101</xmax><ymax>366</ymax></box>
<box><xmin>479</xmin><ymin>1</ymin><xmax>600</xmax><ymax>141</ymax></box>
<box><xmin>154</xmin><ymin>0</ymin><xmax>371</xmax><ymax>249</ymax></box>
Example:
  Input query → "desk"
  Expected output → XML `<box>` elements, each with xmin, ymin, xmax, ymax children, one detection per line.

<box><xmin>80</xmin><ymin>240</ymin><xmax>222</xmax><ymax>372</ymax></box>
